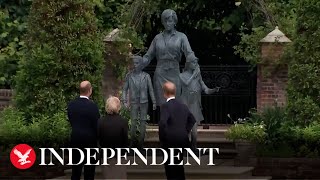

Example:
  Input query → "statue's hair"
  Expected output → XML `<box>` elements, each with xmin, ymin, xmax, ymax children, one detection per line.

<box><xmin>161</xmin><ymin>9</ymin><xmax>178</xmax><ymax>24</ymax></box>
<box><xmin>184</xmin><ymin>55</ymin><xmax>199</xmax><ymax>71</ymax></box>
<box><xmin>105</xmin><ymin>96</ymin><xmax>121</xmax><ymax>114</ymax></box>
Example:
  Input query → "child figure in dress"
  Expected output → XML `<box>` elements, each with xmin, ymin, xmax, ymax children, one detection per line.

<box><xmin>180</xmin><ymin>54</ymin><xmax>220</xmax><ymax>151</ymax></box>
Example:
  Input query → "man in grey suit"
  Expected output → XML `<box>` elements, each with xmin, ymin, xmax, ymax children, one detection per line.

<box><xmin>122</xmin><ymin>55</ymin><xmax>156</xmax><ymax>148</ymax></box>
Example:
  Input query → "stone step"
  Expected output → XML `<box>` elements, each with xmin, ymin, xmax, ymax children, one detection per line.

<box><xmin>62</xmin><ymin>166</ymin><xmax>259</xmax><ymax>179</ymax></box>
<box><xmin>51</xmin><ymin>177</ymin><xmax>271</xmax><ymax>180</ymax></box>
<box><xmin>48</xmin><ymin>156</ymin><xmax>271</xmax><ymax>179</ymax></box>
<box><xmin>144</xmin><ymin>137</ymin><xmax>235</xmax><ymax>150</ymax></box>
<box><xmin>145</xmin><ymin>127</ymin><xmax>228</xmax><ymax>139</ymax></box>
<box><xmin>144</xmin><ymin>126</ymin><xmax>236</xmax><ymax>159</ymax></box>
<box><xmin>49</xmin><ymin>176</ymin><xmax>271</xmax><ymax>180</ymax></box>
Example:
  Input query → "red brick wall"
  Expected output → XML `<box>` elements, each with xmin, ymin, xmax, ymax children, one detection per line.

<box><xmin>0</xmin><ymin>89</ymin><xmax>13</xmax><ymax>111</ymax></box>
<box><xmin>257</xmin><ymin>64</ymin><xmax>288</xmax><ymax>110</ymax></box>
<box><xmin>257</xmin><ymin>43</ymin><xmax>288</xmax><ymax>111</ymax></box>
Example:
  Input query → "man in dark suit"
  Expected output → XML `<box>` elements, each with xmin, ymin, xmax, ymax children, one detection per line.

<box><xmin>159</xmin><ymin>81</ymin><xmax>196</xmax><ymax>180</ymax></box>
<box><xmin>67</xmin><ymin>80</ymin><xmax>100</xmax><ymax>180</ymax></box>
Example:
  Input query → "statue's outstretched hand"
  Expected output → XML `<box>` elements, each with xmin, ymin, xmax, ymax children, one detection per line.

<box><xmin>153</xmin><ymin>104</ymin><xmax>157</xmax><ymax>110</ymax></box>
<box><xmin>205</xmin><ymin>87</ymin><xmax>220</xmax><ymax>94</ymax></box>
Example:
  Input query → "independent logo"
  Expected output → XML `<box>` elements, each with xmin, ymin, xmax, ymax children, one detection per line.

<box><xmin>10</xmin><ymin>144</ymin><xmax>36</xmax><ymax>169</ymax></box>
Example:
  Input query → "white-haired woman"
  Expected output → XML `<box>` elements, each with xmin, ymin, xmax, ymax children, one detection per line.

<box><xmin>97</xmin><ymin>96</ymin><xmax>128</xmax><ymax>179</ymax></box>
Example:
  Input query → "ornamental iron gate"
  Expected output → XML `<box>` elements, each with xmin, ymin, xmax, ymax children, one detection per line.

<box><xmin>144</xmin><ymin>65</ymin><xmax>257</xmax><ymax>125</ymax></box>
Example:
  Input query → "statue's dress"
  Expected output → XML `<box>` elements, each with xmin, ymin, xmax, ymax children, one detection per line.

<box><xmin>179</xmin><ymin>72</ymin><xmax>205</xmax><ymax>124</ymax></box>
<box><xmin>143</xmin><ymin>30</ymin><xmax>195</xmax><ymax>106</ymax></box>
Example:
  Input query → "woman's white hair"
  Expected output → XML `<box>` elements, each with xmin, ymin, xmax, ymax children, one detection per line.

<box><xmin>105</xmin><ymin>96</ymin><xmax>121</xmax><ymax>114</ymax></box>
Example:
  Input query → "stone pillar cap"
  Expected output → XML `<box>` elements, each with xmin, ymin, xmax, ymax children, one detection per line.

<box><xmin>104</xmin><ymin>28</ymin><xmax>130</xmax><ymax>42</ymax></box>
<box><xmin>260</xmin><ymin>26</ymin><xmax>292</xmax><ymax>43</ymax></box>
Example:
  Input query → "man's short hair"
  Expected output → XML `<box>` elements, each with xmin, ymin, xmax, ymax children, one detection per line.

<box><xmin>105</xmin><ymin>96</ymin><xmax>121</xmax><ymax>114</ymax></box>
<box><xmin>163</xmin><ymin>81</ymin><xmax>176</xmax><ymax>96</ymax></box>
<box><xmin>80</xmin><ymin>81</ymin><xmax>92</xmax><ymax>94</ymax></box>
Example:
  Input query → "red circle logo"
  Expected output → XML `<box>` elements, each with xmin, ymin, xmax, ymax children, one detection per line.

<box><xmin>10</xmin><ymin>144</ymin><xmax>36</xmax><ymax>169</ymax></box>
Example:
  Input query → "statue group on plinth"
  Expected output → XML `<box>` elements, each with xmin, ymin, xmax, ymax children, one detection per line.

<box><xmin>121</xmin><ymin>9</ymin><xmax>220</xmax><ymax>150</ymax></box>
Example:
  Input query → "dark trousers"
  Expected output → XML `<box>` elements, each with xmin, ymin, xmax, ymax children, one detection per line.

<box><xmin>163</xmin><ymin>147</ymin><xmax>185</xmax><ymax>180</ymax></box>
<box><xmin>70</xmin><ymin>143</ymin><xmax>97</xmax><ymax>180</ymax></box>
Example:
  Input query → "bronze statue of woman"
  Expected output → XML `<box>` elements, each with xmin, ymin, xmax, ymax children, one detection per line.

<box><xmin>142</xmin><ymin>9</ymin><xmax>197</xmax><ymax>106</ymax></box>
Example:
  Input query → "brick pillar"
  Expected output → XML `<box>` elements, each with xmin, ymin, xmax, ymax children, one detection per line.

<box><xmin>103</xmin><ymin>29</ymin><xmax>132</xmax><ymax>99</ymax></box>
<box><xmin>257</xmin><ymin>26</ymin><xmax>291</xmax><ymax>111</ymax></box>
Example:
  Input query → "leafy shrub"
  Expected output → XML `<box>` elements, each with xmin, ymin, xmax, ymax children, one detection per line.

<box><xmin>287</xmin><ymin>94</ymin><xmax>320</xmax><ymax>127</ymax></box>
<box><xmin>0</xmin><ymin>1</ymin><xmax>31</xmax><ymax>88</ymax></box>
<box><xmin>225</xmin><ymin>123</ymin><xmax>266</xmax><ymax>143</ymax></box>
<box><xmin>0</xmin><ymin>107</ymin><xmax>71</xmax><ymax>149</ymax></box>
<box><xmin>290</xmin><ymin>122</ymin><xmax>320</xmax><ymax>157</ymax></box>
<box><xmin>13</xmin><ymin>0</ymin><xmax>105</xmax><ymax>118</ymax></box>
<box><xmin>244</xmin><ymin>105</ymin><xmax>320</xmax><ymax>158</ymax></box>
<box><xmin>247</xmin><ymin>106</ymin><xmax>290</xmax><ymax>147</ymax></box>
<box><xmin>287</xmin><ymin>0</ymin><xmax>320</xmax><ymax>126</ymax></box>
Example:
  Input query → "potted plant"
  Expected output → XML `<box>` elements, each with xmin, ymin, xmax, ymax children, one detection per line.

<box><xmin>226</xmin><ymin>121</ymin><xmax>266</xmax><ymax>166</ymax></box>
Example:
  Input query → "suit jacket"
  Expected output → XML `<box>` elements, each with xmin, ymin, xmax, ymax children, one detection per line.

<box><xmin>158</xmin><ymin>99</ymin><xmax>196</xmax><ymax>148</ymax></box>
<box><xmin>97</xmin><ymin>113</ymin><xmax>129</xmax><ymax>148</ymax></box>
<box><xmin>122</xmin><ymin>71</ymin><xmax>156</xmax><ymax>104</ymax></box>
<box><xmin>67</xmin><ymin>97</ymin><xmax>100</xmax><ymax>146</ymax></box>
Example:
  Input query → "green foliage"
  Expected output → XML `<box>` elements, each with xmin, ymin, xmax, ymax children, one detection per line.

<box><xmin>95</xmin><ymin>0</ymin><xmax>126</xmax><ymax>30</ymax></box>
<box><xmin>225</xmin><ymin>123</ymin><xmax>266</xmax><ymax>143</ymax></box>
<box><xmin>240</xmin><ymin>105</ymin><xmax>320</xmax><ymax>158</ymax></box>
<box><xmin>119</xmin><ymin>106</ymin><xmax>134</xmax><ymax>139</ymax></box>
<box><xmin>234</xmin><ymin>26</ymin><xmax>269</xmax><ymax>66</ymax></box>
<box><xmin>13</xmin><ymin>0</ymin><xmax>105</xmax><ymax>118</ymax></box>
<box><xmin>234</xmin><ymin>0</ymin><xmax>296</xmax><ymax>65</ymax></box>
<box><xmin>0</xmin><ymin>0</ymin><xmax>31</xmax><ymax>88</ymax></box>
<box><xmin>287</xmin><ymin>0</ymin><xmax>320</xmax><ymax>126</ymax></box>
<box><xmin>0</xmin><ymin>107</ymin><xmax>71</xmax><ymax>149</ymax></box>
<box><xmin>290</xmin><ymin>122</ymin><xmax>320</xmax><ymax>157</ymax></box>
<box><xmin>101</xmin><ymin>0</ymin><xmax>248</xmax><ymax>65</ymax></box>
<box><xmin>247</xmin><ymin>106</ymin><xmax>289</xmax><ymax>147</ymax></box>
<box><xmin>119</xmin><ymin>106</ymin><xmax>131</xmax><ymax>125</ymax></box>
<box><xmin>105</xmin><ymin>0</ymin><xmax>148</xmax><ymax>80</ymax></box>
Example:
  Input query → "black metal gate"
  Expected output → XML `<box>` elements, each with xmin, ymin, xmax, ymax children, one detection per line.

<box><xmin>145</xmin><ymin>65</ymin><xmax>257</xmax><ymax>125</ymax></box>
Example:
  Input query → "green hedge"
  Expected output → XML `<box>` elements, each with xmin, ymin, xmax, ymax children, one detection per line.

<box><xmin>13</xmin><ymin>0</ymin><xmax>105</xmax><ymax>119</ymax></box>
<box><xmin>287</xmin><ymin>0</ymin><xmax>320</xmax><ymax>126</ymax></box>
<box><xmin>0</xmin><ymin>107</ymin><xmax>71</xmax><ymax>149</ymax></box>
